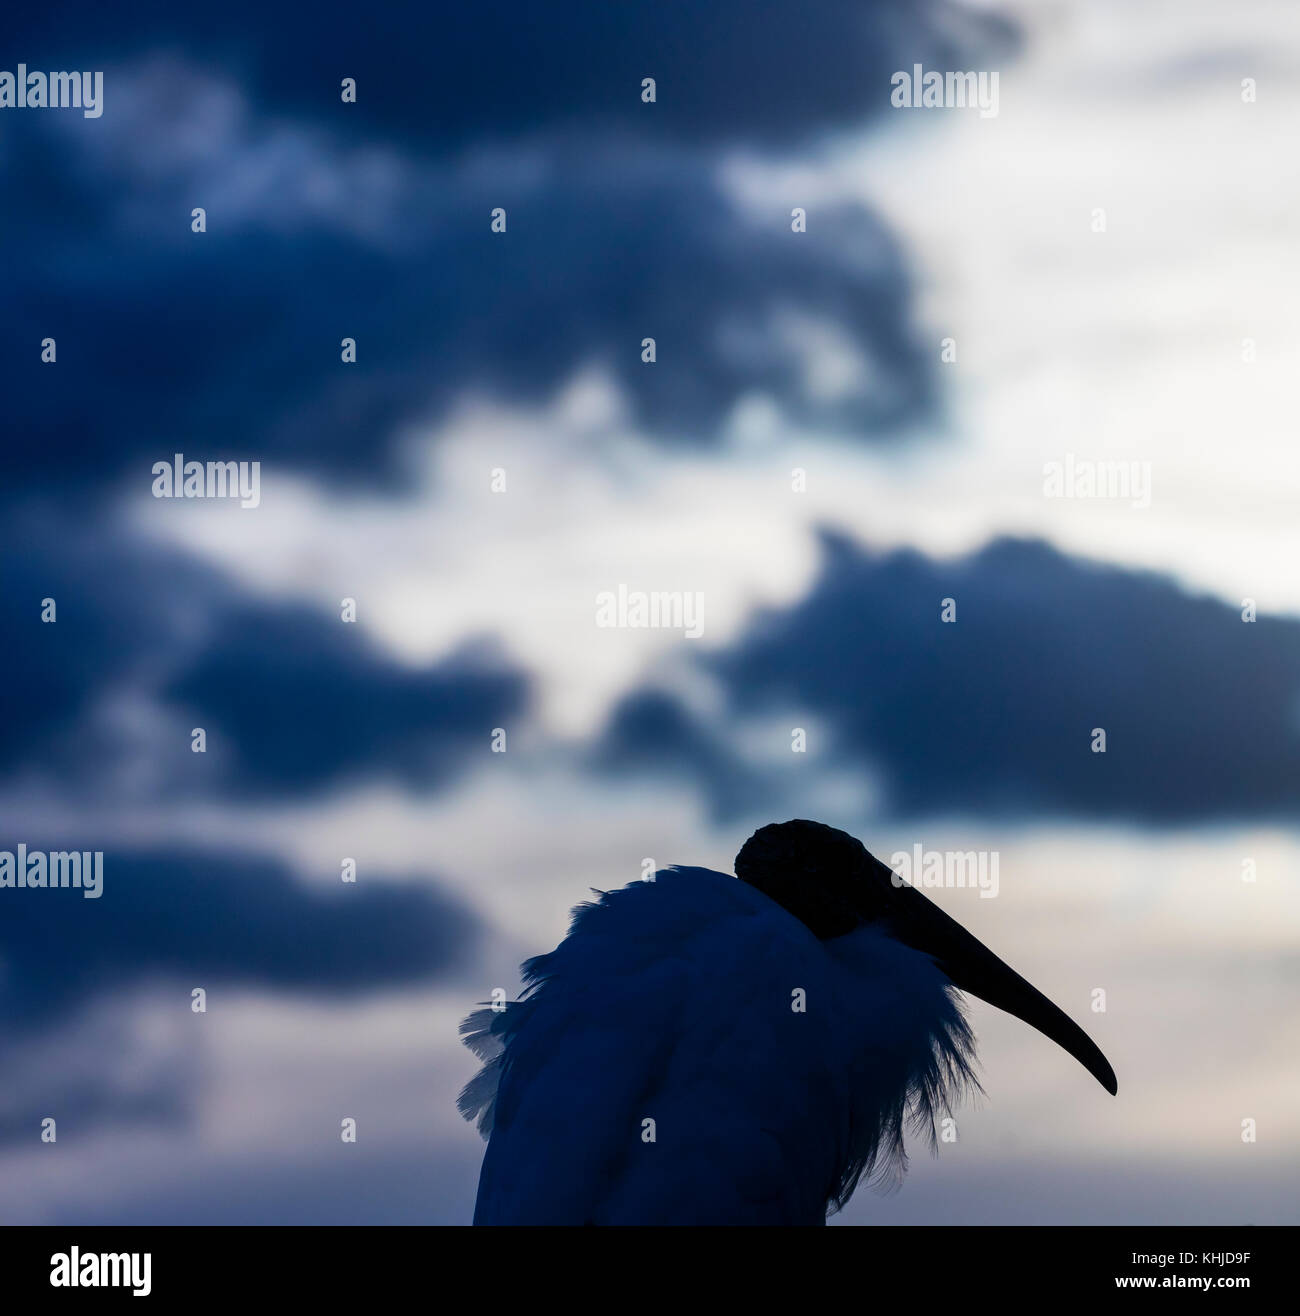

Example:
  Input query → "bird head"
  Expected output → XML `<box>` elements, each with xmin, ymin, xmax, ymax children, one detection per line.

<box><xmin>736</xmin><ymin>819</ymin><xmax>1117</xmax><ymax>1095</ymax></box>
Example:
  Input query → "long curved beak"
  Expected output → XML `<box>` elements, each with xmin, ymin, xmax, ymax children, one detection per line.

<box><xmin>876</xmin><ymin>860</ymin><xmax>1117</xmax><ymax>1095</ymax></box>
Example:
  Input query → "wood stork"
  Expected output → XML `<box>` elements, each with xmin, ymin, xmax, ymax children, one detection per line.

<box><xmin>460</xmin><ymin>819</ymin><xmax>1116</xmax><ymax>1225</ymax></box>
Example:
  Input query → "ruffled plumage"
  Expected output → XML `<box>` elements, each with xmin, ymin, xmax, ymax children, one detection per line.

<box><xmin>460</xmin><ymin>866</ymin><xmax>980</xmax><ymax>1224</ymax></box>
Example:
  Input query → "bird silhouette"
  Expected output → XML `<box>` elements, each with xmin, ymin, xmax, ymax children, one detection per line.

<box><xmin>460</xmin><ymin>819</ymin><xmax>1116</xmax><ymax>1225</ymax></box>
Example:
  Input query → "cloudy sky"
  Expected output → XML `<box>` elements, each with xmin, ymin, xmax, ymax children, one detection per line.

<box><xmin>2</xmin><ymin>0</ymin><xmax>1297</xmax><ymax>1224</ymax></box>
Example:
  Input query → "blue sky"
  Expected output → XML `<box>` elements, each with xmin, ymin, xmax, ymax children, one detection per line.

<box><xmin>1</xmin><ymin>0</ymin><xmax>1297</xmax><ymax>1223</ymax></box>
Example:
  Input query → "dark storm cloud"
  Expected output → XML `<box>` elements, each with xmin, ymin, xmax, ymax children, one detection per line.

<box><xmin>0</xmin><ymin>1071</ymin><xmax>189</xmax><ymax>1148</ymax></box>
<box><xmin>7</xmin><ymin>1</ymin><xmax>1014</xmax><ymax>149</ymax></box>
<box><xmin>163</xmin><ymin>607</ymin><xmax>525</xmax><ymax>796</ymax></box>
<box><xmin>1</xmin><ymin>1</ymin><xmax>1008</xmax><ymax>500</ymax></box>
<box><xmin>588</xmin><ymin>688</ymin><xmax>774</xmax><ymax>821</ymax></box>
<box><xmin>601</xmin><ymin>534</ymin><xmax>1300</xmax><ymax>823</ymax></box>
<box><xmin>3</xmin><ymin>102</ymin><xmax>932</xmax><ymax>497</ymax></box>
<box><xmin>0</xmin><ymin>843</ymin><xmax>480</xmax><ymax>1142</ymax></box>
<box><xmin>0</xmin><ymin>845</ymin><xmax>481</xmax><ymax>1030</ymax></box>
<box><xmin>0</xmin><ymin>517</ymin><xmax>527</xmax><ymax>796</ymax></box>
<box><xmin>0</xmin><ymin>512</ymin><xmax>210</xmax><ymax>776</ymax></box>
